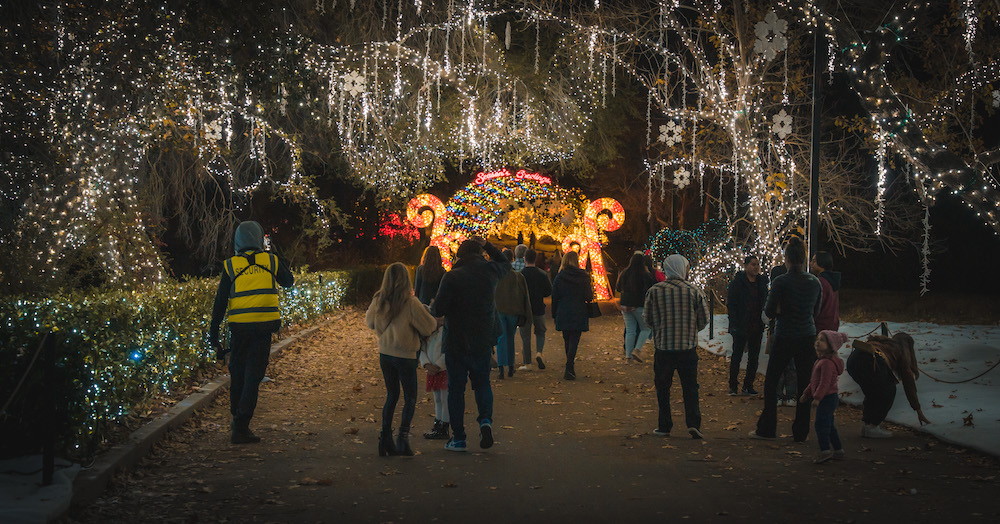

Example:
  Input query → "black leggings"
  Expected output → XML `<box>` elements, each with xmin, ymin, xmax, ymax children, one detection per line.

<box><xmin>380</xmin><ymin>354</ymin><xmax>419</xmax><ymax>433</ymax></box>
<box><xmin>846</xmin><ymin>349</ymin><xmax>897</xmax><ymax>425</ymax></box>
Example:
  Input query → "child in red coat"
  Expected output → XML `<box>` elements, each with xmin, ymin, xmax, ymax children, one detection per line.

<box><xmin>801</xmin><ymin>330</ymin><xmax>848</xmax><ymax>464</ymax></box>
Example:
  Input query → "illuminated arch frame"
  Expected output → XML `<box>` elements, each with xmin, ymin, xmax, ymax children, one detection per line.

<box><xmin>406</xmin><ymin>170</ymin><xmax>623</xmax><ymax>299</ymax></box>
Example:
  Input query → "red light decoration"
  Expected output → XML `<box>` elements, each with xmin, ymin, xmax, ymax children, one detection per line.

<box><xmin>473</xmin><ymin>168</ymin><xmax>551</xmax><ymax>186</ymax></box>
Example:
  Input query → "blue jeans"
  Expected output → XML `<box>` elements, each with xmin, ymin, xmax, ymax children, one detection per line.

<box><xmin>518</xmin><ymin>314</ymin><xmax>547</xmax><ymax>362</ymax></box>
<box><xmin>622</xmin><ymin>307</ymin><xmax>651</xmax><ymax>356</ymax></box>
<box><xmin>379</xmin><ymin>354</ymin><xmax>418</xmax><ymax>434</ymax></box>
<box><xmin>653</xmin><ymin>349</ymin><xmax>701</xmax><ymax>432</ymax></box>
<box><xmin>446</xmin><ymin>351</ymin><xmax>494</xmax><ymax>441</ymax></box>
<box><xmin>814</xmin><ymin>393</ymin><xmax>842</xmax><ymax>451</ymax></box>
<box><xmin>496</xmin><ymin>314</ymin><xmax>519</xmax><ymax>368</ymax></box>
<box><xmin>228</xmin><ymin>323</ymin><xmax>274</xmax><ymax>430</ymax></box>
<box><xmin>756</xmin><ymin>335</ymin><xmax>816</xmax><ymax>440</ymax></box>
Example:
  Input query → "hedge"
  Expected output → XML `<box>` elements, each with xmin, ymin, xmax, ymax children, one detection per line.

<box><xmin>0</xmin><ymin>267</ymin><xmax>384</xmax><ymax>459</ymax></box>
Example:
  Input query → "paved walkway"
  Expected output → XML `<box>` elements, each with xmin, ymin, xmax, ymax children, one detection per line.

<box><xmin>71</xmin><ymin>309</ymin><xmax>1000</xmax><ymax>523</ymax></box>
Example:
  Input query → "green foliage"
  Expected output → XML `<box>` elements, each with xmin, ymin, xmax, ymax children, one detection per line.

<box><xmin>0</xmin><ymin>268</ymin><xmax>377</xmax><ymax>459</ymax></box>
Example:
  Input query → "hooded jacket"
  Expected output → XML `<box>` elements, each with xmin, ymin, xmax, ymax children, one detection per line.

<box><xmin>814</xmin><ymin>270</ymin><xmax>842</xmax><ymax>332</ymax></box>
<box><xmin>551</xmin><ymin>267</ymin><xmax>594</xmax><ymax>332</ymax></box>
<box><xmin>495</xmin><ymin>269</ymin><xmax>533</xmax><ymax>327</ymax></box>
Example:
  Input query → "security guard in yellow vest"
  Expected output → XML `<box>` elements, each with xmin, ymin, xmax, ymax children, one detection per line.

<box><xmin>210</xmin><ymin>221</ymin><xmax>294</xmax><ymax>444</ymax></box>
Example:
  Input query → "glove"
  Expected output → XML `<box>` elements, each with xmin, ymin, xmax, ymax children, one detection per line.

<box><xmin>213</xmin><ymin>339</ymin><xmax>228</xmax><ymax>361</ymax></box>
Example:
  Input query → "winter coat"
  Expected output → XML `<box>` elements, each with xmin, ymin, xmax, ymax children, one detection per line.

<box><xmin>551</xmin><ymin>267</ymin><xmax>594</xmax><ymax>332</ymax></box>
<box><xmin>765</xmin><ymin>270</ymin><xmax>822</xmax><ymax>339</ymax></box>
<box><xmin>495</xmin><ymin>269</ymin><xmax>533</xmax><ymax>327</ymax></box>
<box><xmin>431</xmin><ymin>242</ymin><xmax>511</xmax><ymax>355</ymax></box>
<box><xmin>366</xmin><ymin>294</ymin><xmax>439</xmax><ymax>360</ymax></box>
<box><xmin>814</xmin><ymin>270</ymin><xmax>842</xmax><ymax>332</ymax></box>
<box><xmin>727</xmin><ymin>271</ymin><xmax>768</xmax><ymax>335</ymax></box>
<box><xmin>414</xmin><ymin>264</ymin><xmax>443</xmax><ymax>306</ymax></box>
<box><xmin>616</xmin><ymin>269</ymin><xmax>657</xmax><ymax>309</ymax></box>
<box><xmin>802</xmin><ymin>354</ymin><xmax>845</xmax><ymax>401</ymax></box>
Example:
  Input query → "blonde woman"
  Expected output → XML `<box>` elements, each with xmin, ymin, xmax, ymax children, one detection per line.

<box><xmin>366</xmin><ymin>263</ymin><xmax>439</xmax><ymax>456</ymax></box>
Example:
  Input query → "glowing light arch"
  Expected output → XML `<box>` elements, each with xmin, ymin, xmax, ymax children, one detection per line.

<box><xmin>406</xmin><ymin>170</ymin><xmax>624</xmax><ymax>298</ymax></box>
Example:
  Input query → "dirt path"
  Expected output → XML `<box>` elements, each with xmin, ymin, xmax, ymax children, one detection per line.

<box><xmin>69</xmin><ymin>309</ymin><xmax>999</xmax><ymax>524</ymax></box>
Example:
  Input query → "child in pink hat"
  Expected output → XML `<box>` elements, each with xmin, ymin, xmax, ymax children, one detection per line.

<box><xmin>801</xmin><ymin>330</ymin><xmax>849</xmax><ymax>464</ymax></box>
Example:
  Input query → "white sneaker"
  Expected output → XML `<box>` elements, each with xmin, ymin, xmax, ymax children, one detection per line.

<box><xmin>518</xmin><ymin>364</ymin><xmax>532</xmax><ymax>371</ymax></box>
<box><xmin>862</xmin><ymin>424</ymin><xmax>893</xmax><ymax>439</ymax></box>
<box><xmin>785</xmin><ymin>399</ymin><xmax>797</xmax><ymax>407</ymax></box>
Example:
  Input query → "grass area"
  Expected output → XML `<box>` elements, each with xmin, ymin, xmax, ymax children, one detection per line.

<box><xmin>840</xmin><ymin>289</ymin><xmax>1000</xmax><ymax>325</ymax></box>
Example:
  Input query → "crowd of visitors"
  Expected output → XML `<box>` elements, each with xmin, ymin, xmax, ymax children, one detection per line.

<box><xmin>212</xmin><ymin>224</ymin><xmax>931</xmax><ymax>465</ymax></box>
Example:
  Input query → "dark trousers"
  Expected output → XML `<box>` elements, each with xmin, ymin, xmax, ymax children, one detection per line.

<box><xmin>756</xmin><ymin>335</ymin><xmax>816</xmax><ymax>440</ymax></box>
<box><xmin>846</xmin><ymin>349</ymin><xmax>897</xmax><ymax>425</ymax></box>
<box><xmin>379</xmin><ymin>354</ymin><xmax>419</xmax><ymax>434</ymax></box>
<box><xmin>814</xmin><ymin>393</ymin><xmax>842</xmax><ymax>451</ymax></box>
<box><xmin>653</xmin><ymin>349</ymin><xmax>701</xmax><ymax>433</ymax></box>
<box><xmin>562</xmin><ymin>330</ymin><xmax>582</xmax><ymax>371</ymax></box>
<box><xmin>228</xmin><ymin>324</ymin><xmax>274</xmax><ymax>430</ymax></box>
<box><xmin>519</xmin><ymin>314</ymin><xmax>547</xmax><ymax>361</ymax></box>
<box><xmin>446</xmin><ymin>351</ymin><xmax>494</xmax><ymax>441</ymax></box>
<box><xmin>729</xmin><ymin>329</ymin><xmax>764</xmax><ymax>390</ymax></box>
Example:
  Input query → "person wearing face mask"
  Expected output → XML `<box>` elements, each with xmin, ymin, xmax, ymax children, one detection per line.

<box><xmin>726</xmin><ymin>255</ymin><xmax>769</xmax><ymax>396</ymax></box>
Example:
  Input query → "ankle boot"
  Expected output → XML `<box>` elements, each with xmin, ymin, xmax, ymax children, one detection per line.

<box><xmin>423</xmin><ymin>420</ymin><xmax>441</xmax><ymax>439</ymax></box>
<box><xmin>396</xmin><ymin>427</ymin><xmax>414</xmax><ymax>456</ymax></box>
<box><xmin>378</xmin><ymin>428</ymin><xmax>398</xmax><ymax>457</ymax></box>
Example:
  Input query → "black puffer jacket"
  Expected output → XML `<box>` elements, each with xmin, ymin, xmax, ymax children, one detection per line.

<box><xmin>726</xmin><ymin>271</ymin><xmax>768</xmax><ymax>335</ymax></box>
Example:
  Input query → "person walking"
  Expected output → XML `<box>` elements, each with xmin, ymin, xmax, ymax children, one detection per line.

<box><xmin>810</xmin><ymin>251</ymin><xmax>841</xmax><ymax>332</ymax></box>
<box><xmin>548</xmin><ymin>251</ymin><xmax>562</xmax><ymax>281</ymax></box>
<box><xmin>366</xmin><ymin>263</ymin><xmax>439</xmax><ymax>457</ymax></box>
<box><xmin>512</xmin><ymin>244</ymin><xmax>527</xmax><ymax>272</ymax></box>
<box><xmin>419</xmin><ymin>317</ymin><xmax>449</xmax><ymax>441</ymax></box>
<box><xmin>495</xmin><ymin>248</ymin><xmax>532</xmax><ymax>379</ymax></box>
<box><xmin>847</xmin><ymin>333</ymin><xmax>930</xmax><ymax>438</ymax></box>
<box><xmin>643</xmin><ymin>254</ymin><xmax>710</xmax><ymax>439</ymax></box>
<box><xmin>726</xmin><ymin>255</ymin><xmax>768</xmax><ymax>395</ymax></box>
<box><xmin>616</xmin><ymin>252</ymin><xmax>657</xmax><ymax>363</ymax></box>
<box><xmin>551</xmin><ymin>251</ymin><xmax>593</xmax><ymax>380</ymax></box>
<box><xmin>431</xmin><ymin>237</ymin><xmax>511</xmax><ymax>452</ymax></box>
<box><xmin>800</xmin><ymin>330</ymin><xmax>849</xmax><ymax>464</ymax></box>
<box><xmin>414</xmin><ymin>246</ymin><xmax>446</xmax><ymax>306</ymax></box>
<box><xmin>210</xmin><ymin>221</ymin><xmax>294</xmax><ymax>445</ymax></box>
<box><xmin>519</xmin><ymin>249</ymin><xmax>552</xmax><ymax>371</ymax></box>
<box><xmin>751</xmin><ymin>237</ymin><xmax>822</xmax><ymax>442</ymax></box>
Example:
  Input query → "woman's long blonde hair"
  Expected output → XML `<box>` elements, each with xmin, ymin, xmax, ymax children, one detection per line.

<box><xmin>560</xmin><ymin>250</ymin><xmax>580</xmax><ymax>271</ymax></box>
<box><xmin>374</xmin><ymin>263</ymin><xmax>412</xmax><ymax>323</ymax></box>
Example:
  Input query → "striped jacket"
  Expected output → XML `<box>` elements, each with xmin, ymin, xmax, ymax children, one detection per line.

<box><xmin>643</xmin><ymin>278</ymin><xmax>710</xmax><ymax>352</ymax></box>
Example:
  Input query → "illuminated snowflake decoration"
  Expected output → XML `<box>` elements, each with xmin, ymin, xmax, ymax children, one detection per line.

<box><xmin>343</xmin><ymin>70</ymin><xmax>366</xmax><ymax>97</ymax></box>
<box><xmin>673</xmin><ymin>168</ymin><xmax>692</xmax><ymax>189</ymax></box>
<box><xmin>993</xmin><ymin>90</ymin><xmax>1000</xmax><ymax>108</ymax></box>
<box><xmin>204</xmin><ymin>119</ymin><xmax>224</xmax><ymax>143</ymax></box>
<box><xmin>754</xmin><ymin>11</ymin><xmax>788</xmax><ymax>62</ymax></box>
<box><xmin>659</xmin><ymin>120</ymin><xmax>683</xmax><ymax>146</ymax></box>
<box><xmin>772</xmin><ymin>109</ymin><xmax>792</xmax><ymax>139</ymax></box>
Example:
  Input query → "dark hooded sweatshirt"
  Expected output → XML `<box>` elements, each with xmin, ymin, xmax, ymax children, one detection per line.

<box><xmin>431</xmin><ymin>242</ymin><xmax>511</xmax><ymax>355</ymax></box>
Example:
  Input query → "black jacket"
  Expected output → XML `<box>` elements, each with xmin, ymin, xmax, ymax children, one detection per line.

<box><xmin>431</xmin><ymin>242</ymin><xmax>511</xmax><ymax>355</ymax></box>
<box><xmin>414</xmin><ymin>264</ymin><xmax>443</xmax><ymax>306</ymax></box>
<box><xmin>521</xmin><ymin>266</ymin><xmax>552</xmax><ymax>316</ymax></box>
<box><xmin>551</xmin><ymin>268</ymin><xmax>593</xmax><ymax>332</ymax></box>
<box><xmin>726</xmin><ymin>271</ymin><xmax>768</xmax><ymax>335</ymax></box>
<box><xmin>616</xmin><ymin>269</ymin><xmax>657</xmax><ymax>308</ymax></box>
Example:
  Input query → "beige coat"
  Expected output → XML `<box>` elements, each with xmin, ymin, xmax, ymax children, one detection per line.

<box><xmin>366</xmin><ymin>294</ymin><xmax>438</xmax><ymax>359</ymax></box>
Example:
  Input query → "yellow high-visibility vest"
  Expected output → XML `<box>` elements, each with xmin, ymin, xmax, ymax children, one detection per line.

<box><xmin>225</xmin><ymin>252</ymin><xmax>280</xmax><ymax>323</ymax></box>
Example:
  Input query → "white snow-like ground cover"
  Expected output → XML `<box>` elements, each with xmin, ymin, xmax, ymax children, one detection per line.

<box><xmin>700</xmin><ymin>315</ymin><xmax>1000</xmax><ymax>457</ymax></box>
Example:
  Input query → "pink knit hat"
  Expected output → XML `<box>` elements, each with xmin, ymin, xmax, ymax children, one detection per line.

<box><xmin>820</xmin><ymin>330</ymin><xmax>849</xmax><ymax>352</ymax></box>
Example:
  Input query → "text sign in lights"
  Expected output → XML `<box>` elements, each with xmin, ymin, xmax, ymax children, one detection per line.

<box><xmin>473</xmin><ymin>168</ymin><xmax>551</xmax><ymax>186</ymax></box>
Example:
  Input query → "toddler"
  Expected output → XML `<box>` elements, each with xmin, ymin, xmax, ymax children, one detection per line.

<box><xmin>801</xmin><ymin>330</ymin><xmax>848</xmax><ymax>463</ymax></box>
